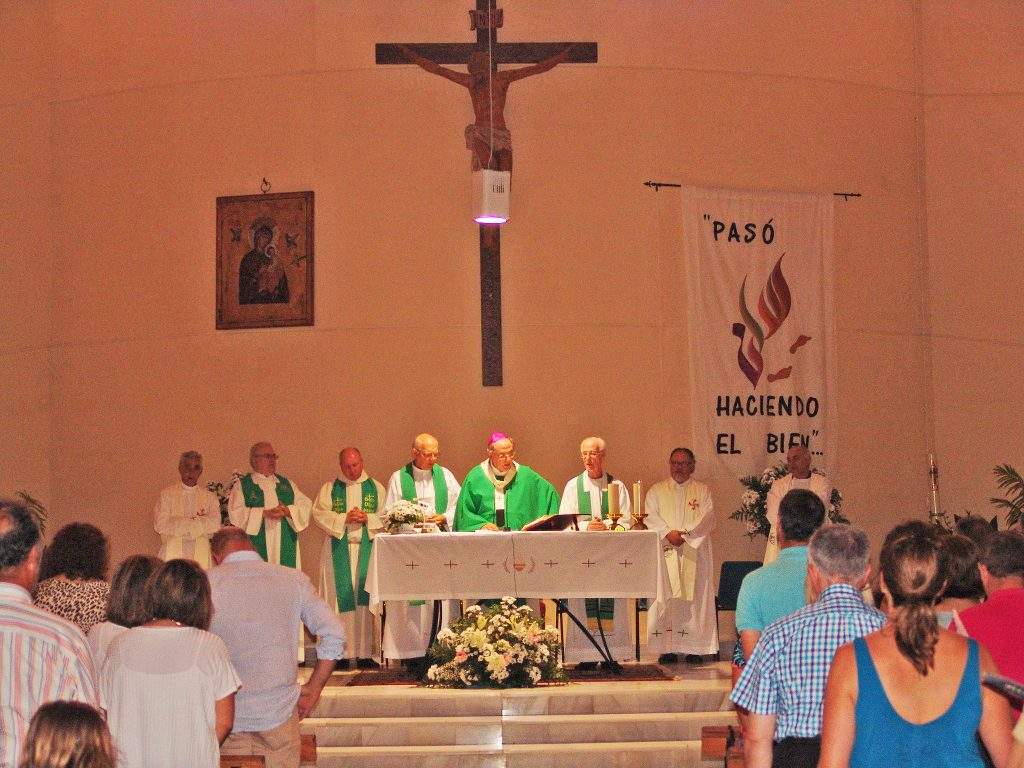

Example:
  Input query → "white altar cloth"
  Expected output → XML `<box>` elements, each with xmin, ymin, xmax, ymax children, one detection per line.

<box><xmin>365</xmin><ymin>530</ymin><xmax>669</xmax><ymax>626</ymax></box>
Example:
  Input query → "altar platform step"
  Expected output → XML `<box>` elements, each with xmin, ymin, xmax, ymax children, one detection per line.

<box><xmin>304</xmin><ymin>710</ymin><xmax>736</xmax><ymax>747</ymax></box>
<box><xmin>312</xmin><ymin>677</ymin><xmax>732</xmax><ymax>719</ymax></box>
<box><xmin>303</xmin><ymin>663</ymin><xmax>736</xmax><ymax>767</ymax></box>
<box><xmin>313</xmin><ymin>741</ymin><xmax>712</xmax><ymax>768</ymax></box>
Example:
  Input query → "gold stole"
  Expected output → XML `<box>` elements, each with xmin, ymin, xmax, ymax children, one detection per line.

<box><xmin>657</xmin><ymin>481</ymin><xmax>701</xmax><ymax>600</ymax></box>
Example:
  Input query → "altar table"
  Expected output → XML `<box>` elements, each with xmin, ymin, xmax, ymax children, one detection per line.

<box><xmin>365</xmin><ymin>529</ymin><xmax>669</xmax><ymax>627</ymax></box>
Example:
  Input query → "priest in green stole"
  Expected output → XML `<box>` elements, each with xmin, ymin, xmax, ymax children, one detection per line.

<box><xmin>381</xmin><ymin>433</ymin><xmax>462</xmax><ymax>662</ymax></box>
<box><xmin>227</xmin><ymin>442</ymin><xmax>311</xmax><ymax>569</ymax></box>
<box><xmin>644</xmin><ymin>447</ymin><xmax>718</xmax><ymax>663</ymax></box>
<box><xmin>311</xmin><ymin>446</ymin><xmax>385</xmax><ymax>667</ymax></box>
<box><xmin>454</xmin><ymin>432</ymin><xmax>560</xmax><ymax>532</ymax></box>
<box><xmin>557</xmin><ymin>436</ymin><xmax>634</xmax><ymax>666</ymax></box>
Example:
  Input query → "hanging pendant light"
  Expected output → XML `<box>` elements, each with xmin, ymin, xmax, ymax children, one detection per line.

<box><xmin>473</xmin><ymin>168</ymin><xmax>510</xmax><ymax>224</ymax></box>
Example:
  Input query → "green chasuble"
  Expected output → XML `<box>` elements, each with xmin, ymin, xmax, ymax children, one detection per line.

<box><xmin>240</xmin><ymin>473</ymin><xmax>298</xmax><ymax>568</ymax></box>
<box><xmin>329</xmin><ymin>479</ymin><xmax>377</xmax><ymax>613</ymax></box>
<box><xmin>399</xmin><ymin>463</ymin><xmax>448</xmax><ymax>514</ymax></box>
<box><xmin>576</xmin><ymin>473</ymin><xmax>614</xmax><ymax>620</ymax></box>
<box><xmin>454</xmin><ymin>463</ymin><xmax>560</xmax><ymax>532</ymax></box>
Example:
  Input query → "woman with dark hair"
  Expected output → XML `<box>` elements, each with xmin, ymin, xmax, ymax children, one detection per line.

<box><xmin>819</xmin><ymin>522</ymin><xmax>1012</xmax><ymax>768</ymax></box>
<box><xmin>18</xmin><ymin>701</ymin><xmax>116</xmax><ymax>768</ymax></box>
<box><xmin>87</xmin><ymin>554</ymin><xmax>162</xmax><ymax>670</ymax></box>
<box><xmin>101</xmin><ymin>559</ymin><xmax>240</xmax><ymax>768</ymax></box>
<box><xmin>935</xmin><ymin>534</ymin><xmax>986</xmax><ymax>634</ymax></box>
<box><xmin>34</xmin><ymin>523</ymin><xmax>110</xmax><ymax>634</ymax></box>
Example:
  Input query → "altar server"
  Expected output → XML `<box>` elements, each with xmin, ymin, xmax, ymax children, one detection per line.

<box><xmin>382</xmin><ymin>433</ymin><xmax>461</xmax><ymax>661</ymax></box>
<box><xmin>228</xmin><ymin>442</ymin><xmax>311</xmax><ymax>569</ymax></box>
<box><xmin>154</xmin><ymin>450</ymin><xmax>222</xmax><ymax>569</ymax></box>
<box><xmin>311</xmin><ymin>446</ymin><xmax>385</xmax><ymax>667</ymax></box>
<box><xmin>764</xmin><ymin>445</ymin><xmax>832</xmax><ymax>563</ymax></box>
<box><xmin>559</xmin><ymin>436</ymin><xmax>634</xmax><ymax>666</ymax></box>
<box><xmin>454</xmin><ymin>432</ymin><xmax>559</xmax><ymax>531</ymax></box>
<box><xmin>645</xmin><ymin>447</ymin><xmax>718</xmax><ymax>662</ymax></box>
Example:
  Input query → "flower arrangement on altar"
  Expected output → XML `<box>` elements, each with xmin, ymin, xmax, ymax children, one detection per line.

<box><xmin>731</xmin><ymin>463</ymin><xmax>848</xmax><ymax>539</ymax></box>
<box><xmin>424</xmin><ymin>598</ymin><xmax>565</xmax><ymax>688</ymax></box>
<box><xmin>206</xmin><ymin>471</ymin><xmax>244</xmax><ymax>525</ymax></box>
<box><xmin>381</xmin><ymin>499</ymin><xmax>426</xmax><ymax>534</ymax></box>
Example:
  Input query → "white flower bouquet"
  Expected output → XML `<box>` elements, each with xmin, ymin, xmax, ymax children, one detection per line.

<box><xmin>424</xmin><ymin>597</ymin><xmax>565</xmax><ymax>688</ymax></box>
<box><xmin>730</xmin><ymin>463</ymin><xmax>847</xmax><ymax>539</ymax></box>
<box><xmin>381</xmin><ymin>499</ymin><xmax>426</xmax><ymax>534</ymax></box>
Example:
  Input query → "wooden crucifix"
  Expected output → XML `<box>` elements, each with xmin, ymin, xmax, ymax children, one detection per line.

<box><xmin>377</xmin><ymin>1</ymin><xmax>597</xmax><ymax>386</ymax></box>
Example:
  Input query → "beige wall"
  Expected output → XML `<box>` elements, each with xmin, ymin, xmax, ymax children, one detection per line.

<box><xmin>920</xmin><ymin>0</ymin><xmax>1024</xmax><ymax>521</ymax></box>
<box><xmin>1</xmin><ymin>3</ymin><xmax>54</xmax><ymax>508</ymax></box>
<box><xmin>3</xmin><ymin>1</ymin><xmax>1018</xmax><ymax>585</ymax></box>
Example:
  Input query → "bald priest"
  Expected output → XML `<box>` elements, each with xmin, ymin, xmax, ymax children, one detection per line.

<box><xmin>454</xmin><ymin>433</ymin><xmax>559</xmax><ymax>531</ymax></box>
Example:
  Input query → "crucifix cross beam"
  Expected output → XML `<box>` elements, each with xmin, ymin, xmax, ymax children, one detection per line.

<box><xmin>377</xmin><ymin>1</ymin><xmax>597</xmax><ymax>386</ymax></box>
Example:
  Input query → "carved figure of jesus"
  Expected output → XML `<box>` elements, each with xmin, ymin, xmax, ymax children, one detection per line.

<box><xmin>398</xmin><ymin>44</ymin><xmax>572</xmax><ymax>172</ymax></box>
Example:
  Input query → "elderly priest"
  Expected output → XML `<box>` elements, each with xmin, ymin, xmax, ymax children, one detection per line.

<box><xmin>454</xmin><ymin>432</ymin><xmax>559</xmax><ymax>531</ymax></box>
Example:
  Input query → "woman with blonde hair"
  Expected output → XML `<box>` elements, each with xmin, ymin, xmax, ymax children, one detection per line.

<box><xmin>19</xmin><ymin>700</ymin><xmax>116</xmax><ymax>768</ymax></box>
<box><xmin>819</xmin><ymin>522</ymin><xmax>1013</xmax><ymax>767</ymax></box>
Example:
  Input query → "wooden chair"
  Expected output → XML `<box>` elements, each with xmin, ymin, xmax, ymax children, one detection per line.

<box><xmin>300</xmin><ymin>733</ymin><xmax>317</xmax><ymax>765</ymax></box>
<box><xmin>220</xmin><ymin>757</ymin><xmax>264</xmax><ymax>768</ymax></box>
<box><xmin>701</xmin><ymin>724</ymin><xmax>744</xmax><ymax>767</ymax></box>
<box><xmin>219</xmin><ymin>733</ymin><xmax>315</xmax><ymax>768</ymax></box>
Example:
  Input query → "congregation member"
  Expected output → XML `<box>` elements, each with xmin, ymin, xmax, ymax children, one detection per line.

<box><xmin>956</xmin><ymin>514</ymin><xmax>998</xmax><ymax>553</ymax></box>
<box><xmin>818</xmin><ymin>522</ymin><xmax>1012</xmax><ymax>768</ymax></box>
<box><xmin>558</xmin><ymin>436</ymin><xmax>633</xmax><ymax>667</ymax></box>
<box><xmin>645</xmin><ymin>448</ymin><xmax>717</xmax><ymax>663</ymax></box>
<box><xmin>228</xmin><ymin>441</ymin><xmax>311</xmax><ymax>569</ymax></box>
<box><xmin>934</xmin><ymin>533</ymin><xmax>985</xmax><ymax>633</ymax></box>
<box><xmin>1012</xmin><ymin>716</ymin><xmax>1024</xmax><ymax>768</ymax></box>
<box><xmin>209</xmin><ymin>527</ymin><xmax>346</xmax><ymax>768</ymax></box>
<box><xmin>455</xmin><ymin>432</ymin><xmax>559</xmax><ymax>531</ymax></box>
<box><xmin>961</xmin><ymin>530</ymin><xmax>1024</xmax><ymax>698</ymax></box>
<box><xmin>311</xmin><ymin>446</ymin><xmax>384</xmax><ymax>667</ymax></box>
<box><xmin>731</xmin><ymin>524</ymin><xmax>883</xmax><ymax>768</ymax></box>
<box><xmin>0</xmin><ymin>501</ymin><xmax>98</xmax><ymax>768</ymax></box>
<box><xmin>87</xmin><ymin>553</ymin><xmax>162</xmax><ymax>671</ymax></box>
<box><xmin>18</xmin><ymin>701</ymin><xmax>115</xmax><ymax>768</ymax></box>
<box><xmin>153</xmin><ymin>450</ymin><xmax>221</xmax><ymax>568</ymax></box>
<box><xmin>382</xmin><ymin>433</ymin><xmax>461</xmax><ymax>663</ymax></box>
<box><xmin>101</xmin><ymin>559</ymin><xmax>240</xmax><ymax>768</ymax></box>
<box><xmin>734</xmin><ymin>488</ymin><xmax>825</xmax><ymax>662</ymax></box>
<box><xmin>34</xmin><ymin>523</ymin><xmax>110</xmax><ymax>635</ymax></box>
<box><xmin>763</xmin><ymin>445</ymin><xmax>832</xmax><ymax>562</ymax></box>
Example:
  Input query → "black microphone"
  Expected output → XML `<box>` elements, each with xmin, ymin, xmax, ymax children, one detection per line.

<box><xmin>496</xmin><ymin>507</ymin><xmax>506</xmax><ymax>530</ymax></box>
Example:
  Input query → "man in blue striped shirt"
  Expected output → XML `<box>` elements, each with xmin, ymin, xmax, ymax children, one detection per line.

<box><xmin>731</xmin><ymin>524</ymin><xmax>883</xmax><ymax>768</ymax></box>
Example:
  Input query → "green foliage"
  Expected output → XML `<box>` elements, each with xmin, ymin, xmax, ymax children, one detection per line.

<box><xmin>730</xmin><ymin>464</ymin><xmax>847</xmax><ymax>539</ymax></box>
<box><xmin>991</xmin><ymin>464</ymin><xmax>1024</xmax><ymax>528</ymax></box>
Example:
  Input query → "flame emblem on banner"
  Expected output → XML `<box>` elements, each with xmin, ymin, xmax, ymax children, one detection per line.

<box><xmin>731</xmin><ymin>255</ymin><xmax>792</xmax><ymax>388</ymax></box>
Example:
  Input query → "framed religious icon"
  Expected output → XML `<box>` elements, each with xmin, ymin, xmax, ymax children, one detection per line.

<box><xmin>216</xmin><ymin>191</ymin><xmax>314</xmax><ymax>329</ymax></box>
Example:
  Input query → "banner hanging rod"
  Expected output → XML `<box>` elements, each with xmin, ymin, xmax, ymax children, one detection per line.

<box><xmin>643</xmin><ymin>180</ymin><xmax>861</xmax><ymax>200</ymax></box>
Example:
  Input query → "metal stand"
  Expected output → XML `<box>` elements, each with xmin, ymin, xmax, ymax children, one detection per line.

<box><xmin>554</xmin><ymin>598</ymin><xmax>622</xmax><ymax>674</ymax></box>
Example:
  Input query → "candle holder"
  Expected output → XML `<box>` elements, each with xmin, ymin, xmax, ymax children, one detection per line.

<box><xmin>607</xmin><ymin>507</ymin><xmax>625</xmax><ymax>531</ymax></box>
<box><xmin>631</xmin><ymin>509</ymin><xmax>648</xmax><ymax>530</ymax></box>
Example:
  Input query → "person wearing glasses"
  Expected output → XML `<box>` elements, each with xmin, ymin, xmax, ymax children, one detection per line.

<box><xmin>228</xmin><ymin>442</ymin><xmax>311</xmax><ymax>571</ymax></box>
<box><xmin>454</xmin><ymin>432</ymin><xmax>558</xmax><ymax>532</ymax></box>
<box><xmin>381</xmin><ymin>434</ymin><xmax>461</xmax><ymax>664</ymax></box>
<box><xmin>558</xmin><ymin>436</ymin><xmax>633</xmax><ymax>669</ymax></box>
<box><xmin>645</xmin><ymin>447</ymin><xmax>718</xmax><ymax>664</ymax></box>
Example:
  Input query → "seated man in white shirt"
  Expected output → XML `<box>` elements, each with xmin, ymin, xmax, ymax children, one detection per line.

<box><xmin>209</xmin><ymin>526</ymin><xmax>346</xmax><ymax>768</ymax></box>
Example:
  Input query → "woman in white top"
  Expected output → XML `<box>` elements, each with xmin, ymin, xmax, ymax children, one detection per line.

<box><xmin>101</xmin><ymin>559</ymin><xmax>241</xmax><ymax>768</ymax></box>
<box><xmin>87</xmin><ymin>554</ymin><xmax>162</xmax><ymax>671</ymax></box>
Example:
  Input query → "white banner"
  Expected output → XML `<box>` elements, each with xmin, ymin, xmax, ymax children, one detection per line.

<box><xmin>681</xmin><ymin>186</ymin><xmax>837</xmax><ymax>480</ymax></box>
